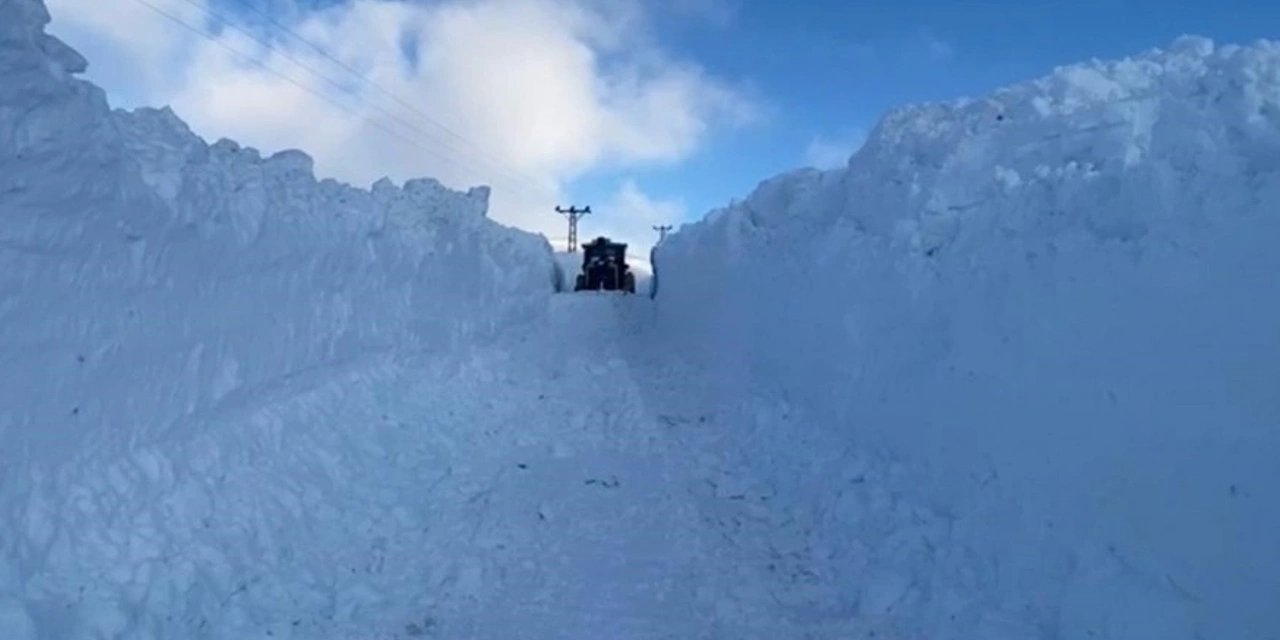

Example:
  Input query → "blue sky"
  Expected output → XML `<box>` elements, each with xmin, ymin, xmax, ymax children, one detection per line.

<box><xmin>572</xmin><ymin>0</ymin><xmax>1280</xmax><ymax>223</ymax></box>
<box><xmin>46</xmin><ymin>0</ymin><xmax>1278</xmax><ymax>251</ymax></box>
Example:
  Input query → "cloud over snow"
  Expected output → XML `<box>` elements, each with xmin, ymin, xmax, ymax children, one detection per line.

<box><xmin>803</xmin><ymin>129</ymin><xmax>865</xmax><ymax>170</ymax></box>
<box><xmin>46</xmin><ymin>0</ymin><xmax>759</xmax><ymax>249</ymax></box>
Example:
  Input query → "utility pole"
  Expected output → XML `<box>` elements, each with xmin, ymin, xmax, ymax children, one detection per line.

<box><xmin>653</xmin><ymin>224</ymin><xmax>673</xmax><ymax>244</ymax></box>
<box><xmin>556</xmin><ymin>205</ymin><xmax>591</xmax><ymax>252</ymax></box>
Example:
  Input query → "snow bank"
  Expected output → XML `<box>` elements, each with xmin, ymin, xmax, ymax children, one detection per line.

<box><xmin>655</xmin><ymin>35</ymin><xmax>1280</xmax><ymax>639</ymax></box>
<box><xmin>552</xmin><ymin>250</ymin><xmax>580</xmax><ymax>292</ymax></box>
<box><xmin>0</xmin><ymin>0</ymin><xmax>554</xmax><ymax>454</ymax></box>
<box><xmin>1</xmin><ymin>0</ymin><xmax>553</xmax><ymax>631</ymax></box>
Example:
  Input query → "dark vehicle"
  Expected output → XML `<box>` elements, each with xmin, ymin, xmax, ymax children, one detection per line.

<box><xmin>575</xmin><ymin>236</ymin><xmax>636</xmax><ymax>293</ymax></box>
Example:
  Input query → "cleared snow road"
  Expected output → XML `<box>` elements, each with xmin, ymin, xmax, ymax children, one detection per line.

<box><xmin>2</xmin><ymin>293</ymin><xmax>777</xmax><ymax>639</ymax></box>
<box><xmin>3</xmin><ymin>288</ymin><xmax>1035</xmax><ymax>640</ymax></box>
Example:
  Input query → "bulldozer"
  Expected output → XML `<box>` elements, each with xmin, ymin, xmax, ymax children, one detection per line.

<box><xmin>574</xmin><ymin>236</ymin><xmax>636</xmax><ymax>294</ymax></box>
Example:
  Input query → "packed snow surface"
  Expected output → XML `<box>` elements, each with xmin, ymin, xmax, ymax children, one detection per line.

<box><xmin>3</xmin><ymin>0</ymin><xmax>1278</xmax><ymax>638</ymax></box>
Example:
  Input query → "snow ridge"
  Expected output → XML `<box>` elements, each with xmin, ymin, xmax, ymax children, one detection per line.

<box><xmin>2</xmin><ymin>3</ymin><xmax>555</xmax><ymax>635</ymax></box>
<box><xmin>655</xmin><ymin>35</ymin><xmax>1280</xmax><ymax>639</ymax></box>
<box><xmin>1</xmin><ymin>0</ymin><xmax>554</xmax><ymax>458</ymax></box>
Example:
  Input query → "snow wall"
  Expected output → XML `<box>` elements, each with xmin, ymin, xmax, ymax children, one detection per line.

<box><xmin>654</xmin><ymin>36</ymin><xmax>1280</xmax><ymax>639</ymax></box>
<box><xmin>0</xmin><ymin>0</ymin><xmax>555</xmax><ymax>461</ymax></box>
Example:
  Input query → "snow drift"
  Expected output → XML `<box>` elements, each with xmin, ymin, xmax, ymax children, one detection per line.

<box><xmin>0</xmin><ymin>0</ymin><xmax>554</xmax><ymax>459</ymax></box>
<box><xmin>655</xmin><ymin>35</ymin><xmax>1280</xmax><ymax>639</ymax></box>
<box><xmin>1</xmin><ymin>0</ymin><xmax>556</xmax><ymax>634</ymax></box>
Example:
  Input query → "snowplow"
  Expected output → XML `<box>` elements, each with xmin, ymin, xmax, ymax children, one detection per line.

<box><xmin>574</xmin><ymin>236</ymin><xmax>636</xmax><ymax>294</ymax></box>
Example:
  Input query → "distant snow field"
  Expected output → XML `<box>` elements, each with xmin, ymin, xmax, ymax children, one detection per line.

<box><xmin>2</xmin><ymin>0</ymin><xmax>1277</xmax><ymax>638</ymax></box>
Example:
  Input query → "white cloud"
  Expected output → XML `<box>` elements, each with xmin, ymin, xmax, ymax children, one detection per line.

<box><xmin>44</xmin><ymin>0</ymin><xmax>756</xmax><ymax>244</ymax></box>
<box><xmin>804</xmin><ymin>130</ymin><xmax>865</xmax><ymax>170</ymax></box>
<box><xmin>606</xmin><ymin>178</ymin><xmax>683</xmax><ymax>235</ymax></box>
<box><xmin>45</xmin><ymin>0</ymin><xmax>206</xmax><ymax>101</ymax></box>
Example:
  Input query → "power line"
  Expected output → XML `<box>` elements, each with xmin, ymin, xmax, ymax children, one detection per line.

<box><xmin>128</xmin><ymin>0</ymin><xmax>408</xmax><ymax>141</ymax></box>
<box><xmin>223</xmin><ymin>0</ymin><xmax>519</xmax><ymax>176</ymax></box>
<box><xmin>164</xmin><ymin>0</ymin><xmax>553</xmax><ymax>201</ymax></box>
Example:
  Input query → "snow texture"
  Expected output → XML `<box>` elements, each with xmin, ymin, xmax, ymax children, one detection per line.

<box><xmin>3</xmin><ymin>0</ymin><xmax>1279</xmax><ymax>637</ymax></box>
<box><xmin>0</xmin><ymin>0</ymin><xmax>555</xmax><ymax>459</ymax></box>
<box><xmin>654</xmin><ymin>34</ymin><xmax>1280</xmax><ymax>640</ymax></box>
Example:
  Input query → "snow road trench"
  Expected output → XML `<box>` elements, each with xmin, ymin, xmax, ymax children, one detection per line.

<box><xmin>5</xmin><ymin>1</ymin><xmax>1278</xmax><ymax>635</ymax></box>
<box><xmin>2</xmin><ymin>289</ymin><xmax>991</xmax><ymax>640</ymax></box>
<box><xmin>0</xmin><ymin>293</ymin><xmax>770</xmax><ymax>639</ymax></box>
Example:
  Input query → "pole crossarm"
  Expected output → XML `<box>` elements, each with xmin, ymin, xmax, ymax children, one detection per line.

<box><xmin>556</xmin><ymin>205</ymin><xmax>591</xmax><ymax>252</ymax></box>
